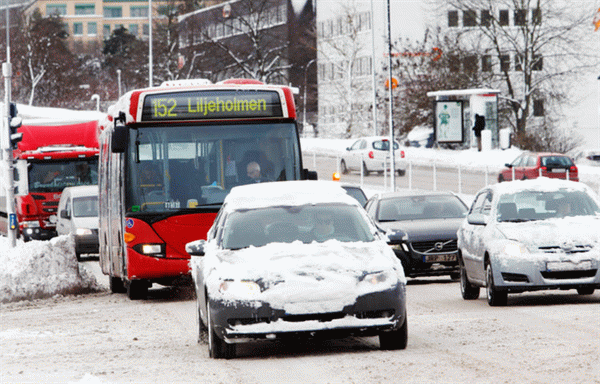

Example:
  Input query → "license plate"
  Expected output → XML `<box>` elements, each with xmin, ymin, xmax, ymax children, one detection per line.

<box><xmin>550</xmin><ymin>169</ymin><xmax>566</xmax><ymax>173</ymax></box>
<box><xmin>424</xmin><ymin>254</ymin><xmax>457</xmax><ymax>263</ymax></box>
<box><xmin>546</xmin><ymin>260</ymin><xmax>592</xmax><ymax>271</ymax></box>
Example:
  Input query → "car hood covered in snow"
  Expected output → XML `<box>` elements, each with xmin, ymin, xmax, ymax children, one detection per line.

<box><xmin>497</xmin><ymin>215</ymin><xmax>600</xmax><ymax>250</ymax></box>
<box><xmin>195</xmin><ymin>239</ymin><xmax>405</xmax><ymax>314</ymax></box>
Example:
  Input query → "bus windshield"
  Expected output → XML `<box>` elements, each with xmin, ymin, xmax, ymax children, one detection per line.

<box><xmin>28</xmin><ymin>159</ymin><xmax>99</xmax><ymax>193</ymax></box>
<box><xmin>126</xmin><ymin>122</ymin><xmax>301</xmax><ymax>213</ymax></box>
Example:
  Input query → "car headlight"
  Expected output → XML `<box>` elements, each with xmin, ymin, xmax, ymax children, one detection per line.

<box><xmin>75</xmin><ymin>228</ymin><xmax>93</xmax><ymax>236</ymax></box>
<box><xmin>361</xmin><ymin>271</ymin><xmax>393</xmax><ymax>286</ymax></box>
<box><xmin>503</xmin><ymin>241</ymin><xmax>529</xmax><ymax>257</ymax></box>
<box><xmin>219</xmin><ymin>280</ymin><xmax>261</xmax><ymax>297</ymax></box>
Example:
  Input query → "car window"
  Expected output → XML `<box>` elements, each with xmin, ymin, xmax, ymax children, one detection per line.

<box><xmin>378</xmin><ymin>195</ymin><xmax>467</xmax><ymax>221</ymax></box>
<box><xmin>372</xmin><ymin>140</ymin><xmax>400</xmax><ymax>151</ymax></box>
<box><xmin>511</xmin><ymin>154</ymin><xmax>525</xmax><ymax>167</ymax></box>
<box><xmin>470</xmin><ymin>190</ymin><xmax>492</xmax><ymax>215</ymax></box>
<box><xmin>541</xmin><ymin>156</ymin><xmax>573</xmax><ymax>167</ymax></box>
<box><xmin>526</xmin><ymin>156</ymin><xmax>537</xmax><ymax>167</ymax></box>
<box><xmin>497</xmin><ymin>190</ymin><xmax>599</xmax><ymax>222</ymax></box>
<box><xmin>342</xmin><ymin>186</ymin><xmax>367</xmax><ymax>207</ymax></box>
<box><xmin>359</xmin><ymin>140</ymin><xmax>367</xmax><ymax>150</ymax></box>
<box><xmin>222</xmin><ymin>204</ymin><xmax>374</xmax><ymax>249</ymax></box>
<box><xmin>72</xmin><ymin>196</ymin><xmax>98</xmax><ymax>217</ymax></box>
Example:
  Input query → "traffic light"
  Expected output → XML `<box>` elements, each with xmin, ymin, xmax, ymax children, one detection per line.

<box><xmin>9</xmin><ymin>102</ymin><xmax>23</xmax><ymax>149</ymax></box>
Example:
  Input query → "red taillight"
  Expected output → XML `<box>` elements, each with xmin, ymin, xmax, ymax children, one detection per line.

<box><xmin>570</xmin><ymin>166</ymin><xmax>577</xmax><ymax>173</ymax></box>
<box><xmin>368</xmin><ymin>151</ymin><xmax>374</xmax><ymax>159</ymax></box>
<box><xmin>400</xmin><ymin>150</ymin><xmax>405</xmax><ymax>158</ymax></box>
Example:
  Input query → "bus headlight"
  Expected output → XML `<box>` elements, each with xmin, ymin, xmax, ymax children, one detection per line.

<box><xmin>133</xmin><ymin>243</ymin><xmax>166</xmax><ymax>257</ymax></box>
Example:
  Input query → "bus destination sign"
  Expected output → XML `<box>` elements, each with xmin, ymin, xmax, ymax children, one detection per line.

<box><xmin>141</xmin><ymin>90</ymin><xmax>284</xmax><ymax>121</ymax></box>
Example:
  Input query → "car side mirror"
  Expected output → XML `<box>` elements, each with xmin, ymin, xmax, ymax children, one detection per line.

<box><xmin>505</xmin><ymin>163</ymin><xmax>513</xmax><ymax>168</ymax></box>
<box><xmin>303</xmin><ymin>169</ymin><xmax>318</xmax><ymax>180</ymax></box>
<box><xmin>186</xmin><ymin>239</ymin><xmax>206</xmax><ymax>256</ymax></box>
<box><xmin>467</xmin><ymin>213</ymin><xmax>487</xmax><ymax>226</ymax></box>
<box><xmin>60</xmin><ymin>210</ymin><xmax>70</xmax><ymax>219</ymax></box>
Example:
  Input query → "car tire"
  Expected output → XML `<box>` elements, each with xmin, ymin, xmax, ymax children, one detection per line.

<box><xmin>196</xmin><ymin>299</ymin><xmax>206</xmax><ymax>343</ymax></box>
<box><xmin>486</xmin><ymin>263</ymin><xmax>507</xmax><ymax>306</ymax></box>
<box><xmin>379</xmin><ymin>317</ymin><xmax>408</xmax><ymax>350</ymax></box>
<box><xmin>207</xmin><ymin>304</ymin><xmax>236</xmax><ymax>359</ymax></box>
<box><xmin>362</xmin><ymin>162</ymin><xmax>370</xmax><ymax>176</ymax></box>
<box><xmin>498</xmin><ymin>174</ymin><xmax>504</xmax><ymax>183</ymax></box>
<box><xmin>460</xmin><ymin>260</ymin><xmax>480</xmax><ymax>300</ymax></box>
<box><xmin>577</xmin><ymin>287</ymin><xmax>595</xmax><ymax>295</ymax></box>
<box><xmin>109</xmin><ymin>276</ymin><xmax>127</xmax><ymax>294</ymax></box>
<box><xmin>397</xmin><ymin>169</ymin><xmax>406</xmax><ymax>177</ymax></box>
<box><xmin>127</xmin><ymin>280</ymin><xmax>148</xmax><ymax>300</ymax></box>
<box><xmin>340</xmin><ymin>159</ymin><xmax>349</xmax><ymax>175</ymax></box>
<box><xmin>449</xmin><ymin>272</ymin><xmax>460</xmax><ymax>281</ymax></box>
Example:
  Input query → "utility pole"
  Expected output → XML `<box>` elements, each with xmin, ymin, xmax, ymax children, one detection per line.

<box><xmin>386</xmin><ymin>0</ymin><xmax>395</xmax><ymax>191</ymax></box>
<box><xmin>2</xmin><ymin>0</ymin><xmax>17</xmax><ymax>247</ymax></box>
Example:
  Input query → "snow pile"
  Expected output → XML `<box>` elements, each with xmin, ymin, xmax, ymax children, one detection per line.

<box><xmin>0</xmin><ymin>235</ymin><xmax>103</xmax><ymax>303</ymax></box>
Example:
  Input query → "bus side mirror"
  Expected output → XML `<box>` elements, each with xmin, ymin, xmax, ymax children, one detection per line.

<box><xmin>303</xmin><ymin>169</ymin><xmax>318</xmax><ymax>180</ymax></box>
<box><xmin>111</xmin><ymin>126</ymin><xmax>128</xmax><ymax>153</ymax></box>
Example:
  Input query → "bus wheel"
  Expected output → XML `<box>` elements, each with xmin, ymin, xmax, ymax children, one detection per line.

<box><xmin>109</xmin><ymin>276</ymin><xmax>126</xmax><ymax>294</ymax></box>
<box><xmin>127</xmin><ymin>280</ymin><xmax>148</xmax><ymax>300</ymax></box>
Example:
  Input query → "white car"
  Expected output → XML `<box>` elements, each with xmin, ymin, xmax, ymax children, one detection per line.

<box><xmin>457</xmin><ymin>178</ymin><xmax>600</xmax><ymax>306</ymax></box>
<box><xmin>186</xmin><ymin>180</ymin><xmax>408</xmax><ymax>358</ymax></box>
<box><xmin>340</xmin><ymin>136</ymin><xmax>406</xmax><ymax>176</ymax></box>
<box><xmin>56</xmin><ymin>185</ymin><xmax>99</xmax><ymax>260</ymax></box>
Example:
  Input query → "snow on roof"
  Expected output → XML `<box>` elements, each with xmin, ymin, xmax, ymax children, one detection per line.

<box><xmin>224</xmin><ymin>180</ymin><xmax>359</xmax><ymax>211</ymax></box>
<box><xmin>490</xmin><ymin>177</ymin><xmax>598</xmax><ymax>197</ymax></box>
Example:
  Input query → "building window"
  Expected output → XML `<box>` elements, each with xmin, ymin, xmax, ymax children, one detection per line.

<box><xmin>87</xmin><ymin>22</ymin><xmax>97</xmax><ymax>36</ymax></box>
<box><xmin>463</xmin><ymin>55</ymin><xmax>477</xmax><ymax>71</ymax></box>
<box><xmin>463</xmin><ymin>10</ymin><xmax>477</xmax><ymax>27</ymax></box>
<box><xmin>129</xmin><ymin>24</ymin><xmax>138</xmax><ymax>36</ymax></box>
<box><xmin>46</xmin><ymin>4</ymin><xmax>67</xmax><ymax>16</ymax></box>
<box><xmin>448</xmin><ymin>10</ymin><xmax>458</xmax><ymax>27</ymax></box>
<box><xmin>482</xmin><ymin>55</ymin><xmax>492</xmax><ymax>72</ymax></box>
<box><xmin>514</xmin><ymin>55</ymin><xmax>523</xmax><ymax>71</ymax></box>
<box><xmin>480</xmin><ymin>10</ymin><xmax>491</xmax><ymax>27</ymax></box>
<box><xmin>130</xmin><ymin>6</ymin><xmax>148</xmax><ymax>18</ymax></box>
<box><xmin>75</xmin><ymin>4</ymin><xmax>95</xmax><ymax>15</ymax></box>
<box><xmin>104</xmin><ymin>7</ymin><xmax>122</xmax><ymax>18</ymax></box>
<box><xmin>103</xmin><ymin>24</ymin><xmax>111</xmax><ymax>39</ymax></box>
<box><xmin>533</xmin><ymin>99</ymin><xmax>544</xmax><ymax>116</ymax></box>
<box><xmin>143</xmin><ymin>24</ymin><xmax>149</xmax><ymax>37</ymax></box>
<box><xmin>73</xmin><ymin>22</ymin><xmax>84</xmax><ymax>36</ymax></box>
<box><xmin>449</xmin><ymin>55</ymin><xmax>460</xmax><ymax>72</ymax></box>
<box><xmin>514</xmin><ymin>9</ymin><xmax>527</xmax><ymax>26</ymax></box>
<box><xmin>532</xmin><ymin>55</ymin><xmax>543</xmax><ymax>71</ymax></box>
<box><xmin>500</xmin><ymin>55</ymin><xmax>510</xmax><ymax>72</ymax></box>
<box><xmin>499</xmin><ymin>10</ymin><xmax>509</xmax><ymax>26</ymax></box>
<box><xmin>532</xmin><ymin>8</ymin><xmax>542</xmax><ymax>25</ymax></box>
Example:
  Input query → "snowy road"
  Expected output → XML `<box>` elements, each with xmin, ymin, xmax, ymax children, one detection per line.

<box><xmin>2</xmin><ymin>264</ymin><xmax>599</xmax><ymax>384</ymax></box>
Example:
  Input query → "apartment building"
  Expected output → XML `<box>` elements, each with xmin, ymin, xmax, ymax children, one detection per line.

<box><xmin>22</xmin><ymin>0</ymin><xmax>174</xmax><ymax>55</ymax></box>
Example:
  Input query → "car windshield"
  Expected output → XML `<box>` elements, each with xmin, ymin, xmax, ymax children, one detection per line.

<box><xmin>222</xmin><ymin>204</ymin><xmax>375</xmax><ymax>249</ymax></box>
<box><xmin>28</xmin><ymin>158</ymin><xmax>98</xmax><ymax>193</ymax></box>
<box><xmin>378</xmin><ymin>195</ymin><xmax>467</xmax><ymax>222</ymax></box>
<box><xmin>73</xmin><ymin>196</ymin><xmax>99</xmax><ymax>218</ymax></box>
<box><xmin>496</xmin><ymin>190</ymin><xmax>600</xmax><ymax>222</ymax></box>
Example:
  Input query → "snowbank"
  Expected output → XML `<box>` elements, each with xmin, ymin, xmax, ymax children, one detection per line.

<box><xmin>0</xmin><ymin>235</ymin><xmax>103</xmax><ymax>303</ymax></box>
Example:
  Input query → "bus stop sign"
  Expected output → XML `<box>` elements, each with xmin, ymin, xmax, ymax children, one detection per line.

<box><xmin>9</xmin><ymin>213</ymin><xmax>17</xmax><ymax>230</ymax></box>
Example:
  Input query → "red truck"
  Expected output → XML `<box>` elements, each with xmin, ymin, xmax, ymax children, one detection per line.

<box><xmin>1</xmin><ymin>120</ymin><xmax>100</xmax><ymax>241</ymax></box>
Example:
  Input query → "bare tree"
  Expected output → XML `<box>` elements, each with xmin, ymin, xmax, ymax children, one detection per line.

<box><xmin>437</xmin><ymin>0</ymin><xmax>599</xmax><ymax>141</ymax></box>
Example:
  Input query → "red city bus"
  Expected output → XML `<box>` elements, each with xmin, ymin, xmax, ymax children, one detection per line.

<box><xmin>98</xmin><ymin>79</ymin><xmax>316</xmax><ymax>300</ymax></box>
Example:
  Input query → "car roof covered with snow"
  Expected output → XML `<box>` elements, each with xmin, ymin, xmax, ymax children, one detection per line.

<box><xmin>224</xmin><ymin>180</ymin><xmax>360</xmax><ymax>212</ymax></box>
<box><xmin>486</xmin><ymin>177</ymin><xmax>597</xmax><ymax>197</ymax></box>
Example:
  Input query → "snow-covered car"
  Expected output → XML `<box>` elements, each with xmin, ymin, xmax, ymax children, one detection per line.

<box><xmin>365</xmin><ymin>190</ymin><xmax>468</xmax><ymax>279</ymax></box>
<box><xmin>570</xmin><ymin>148</ymin><xmax>600</xmax><ymax>167</ymax></box>
<box><xmin>457</xmin><ymin>178</ymin><xmax>600</xmax><ymax>306</ymax></box>
<box><xmin>340</xmin><ymin>136</ymin><xmax>406</xmax><ymax>176</ymax></box>
<box><xmin>186</xmin><ymin>180</ymin><xmax>408</xmax><ymax>358</ymax></box>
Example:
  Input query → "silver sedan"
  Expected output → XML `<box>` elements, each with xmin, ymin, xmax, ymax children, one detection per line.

<box><xmin>457</xmin><ymin>178</ymin><xmax>600</xmax><ymax>306</ymax></box>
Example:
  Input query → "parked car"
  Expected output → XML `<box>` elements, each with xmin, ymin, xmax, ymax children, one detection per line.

<box><xmin>405</xmin><ymin>125</ymin><xmax>434</xmax><ymax>148</ymax></box>
<box><xmin>186</xmin><ymin>180</ymin><xmax>408</xmax><ymax>359</ymax></box>
<box><xmin>365</xmin><ymin>190</ymin><xmax>468</xmax><ymax>279</ymax></box>
<box><xmin>498</xmin><ymin>152</ymin><xmax>578</xmax><ymax>182</ymax></box>
<box><xmin>457</xmin><ymin>178</ymin><xmax>600</xmax><ymax>306</ymax></box>
<box><xmin>340</xmin><ymin>136</ymin><xmax>406</xmax><ymax>176</ymax></box>
<box><xmin>56</xmin><ymin>185</ymin><xmax>99</xmax><ymax>260</ymax></box>
<box><xmin>570</xmin><ymin>148</ymin><xmax>600</xmax><ymax>167</ymax></box>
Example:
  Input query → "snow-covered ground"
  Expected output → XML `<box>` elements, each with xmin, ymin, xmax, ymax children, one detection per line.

<box><xmin>2</xmin><ymin>138</ymin><xmax>600</xmax><ymax>305</ymax></box>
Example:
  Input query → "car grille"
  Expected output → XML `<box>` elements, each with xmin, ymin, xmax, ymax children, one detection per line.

<box><xmin>538</xmin><ymin>244</ymin><xmax>593</xmax><ymax>254</ymax></box>
<box><xmin>410</xmin><ymin>239</ymin><xmax>457</xmax><ymax>254</ymax></box>
<box><xmin>227</xmin><ymin>309</ymin><xmax>395</xmax><ymax>327</ymax></box>
<box><xmin>540</xmin><ymin>270</ymin><xmax>597</xmax><ymax>280</ymax></box>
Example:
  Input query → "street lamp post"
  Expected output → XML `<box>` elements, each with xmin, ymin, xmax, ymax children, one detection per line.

<box><xmin>303</xmin><ymin>59</ymin><xmax>316</xmax><ymax>134</ymax></box>
<box><xmin>117</xmin><ymin>69</ymin><xmax>122</xmax><ymax>98</ymax></box>
<box><xmin>148</xmin><ymin>0</ymin><xmax>153</xmax><ymax>87</ymax></box>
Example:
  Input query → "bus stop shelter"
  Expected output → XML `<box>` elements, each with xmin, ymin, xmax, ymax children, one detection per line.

<box><xmin>427</xmin><ymin>88</ymin><xmax>501</xmax><ymax>150</ymax></box>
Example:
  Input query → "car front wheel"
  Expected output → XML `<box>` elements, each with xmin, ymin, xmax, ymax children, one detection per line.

<box><xmin>460</xmin><ymin>260</ymin><xmax>480</xmax><ymax>300</ymax></box>
<box><xmin>379</xmin><ymin>317</ymin><xmax>408</xmax><ymax>350</ymax></box>
<box><xmin>207</xmin><ymin>305</ymin><xmax>236</xmax><ymax>359</ymax></box>
<box><xmin>486</xmin><ymin>263</ymin><xmax>507</xmax><ymax>306</ymax></box>
<box><xmin>127</xmin><ymin>280</ymin><xmax>148</xmax><ymax>300</ymax></box>
<box><xmin>340</xmin><ymin>159</ymin><xmax>349</xmax><ymax>174</ymax></box>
